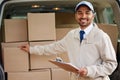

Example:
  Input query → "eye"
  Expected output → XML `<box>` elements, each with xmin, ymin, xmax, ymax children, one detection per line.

<box><xmin>86</xmin><ymin>11</ymin><xmax>92</xmax><ymax>15</ymax></box>
<box><xmin>76</xmin><ymin>11</ymin><xmax>82</xmax><ymax>15</ymax></box>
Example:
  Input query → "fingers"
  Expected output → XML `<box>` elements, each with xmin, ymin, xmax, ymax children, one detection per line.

<box><xmin>78</xmin><ymin>67</ymin><xmax>88</xmax><ymax>77</ymax></box>
<box><xmin>19</xmin><ymin>44</ymin><xmax>30</xmax><ymax>53</ymax></box>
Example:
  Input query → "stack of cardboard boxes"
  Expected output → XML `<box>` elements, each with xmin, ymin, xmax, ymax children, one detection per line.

<box><xmin>2</xmin><ymin>13</ymin><xmax>71</xmax><ymax>80</ymax></box>
<box><xmin>1</xmin><ymin>12</ymin><xmax>118</xmax><ymax>80</ymax></box>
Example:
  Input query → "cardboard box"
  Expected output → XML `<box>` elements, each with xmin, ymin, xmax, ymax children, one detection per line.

<box><xmin>51</xmin><ymin>68</ymin><xmax>70</xmax><ymax>80</ymax></box>
<box><xmin>56</xmin><ymin>28</ymin><xmax>74</xmax><ymax>40</ymax></box>
<box><xmin>7</xmin><ymin>69</ymin><xmax>51</xmax><ymax>80</ymax></box>
<box><xmin>56</xmin><ymin>24</ymin><xmax>79</xmax><ymax>28</ymax></box>
<box><xmin>30</xmin><ymin>41</ymin><xmax>58</xmax><ymax>69</ymax></box>
<box><xmin>28</xmin><ymin>13</ymin><xmax>56</xmax><ymax>41</ymax></box>
<box><xmin>1</xmin><ymin>42</ymin><xmax>28</xmax><ymax>48</ymax></box>
<box><xmin>4</xmin><ymin>19</ymin><xmax>27</xmax><ymax>42</ymax></box>
<box><xmin>2</xmin><ymin>42</ymin><xmax>29</xmax><ymax>72</ymax></box>
<box><xmin>56</xmin><ymin>13</ymin><xmax>77</xmax><ymax>25</ymax></box>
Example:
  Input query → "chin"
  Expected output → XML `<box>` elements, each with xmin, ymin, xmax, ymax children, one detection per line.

<box><xmin>80</xmin><ymin>24</ymin><xmax>88</xmax><ymax>27</ymax></box>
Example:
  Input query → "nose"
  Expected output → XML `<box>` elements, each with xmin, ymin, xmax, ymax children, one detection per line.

<box><xmin>81</xmin><ymin>13</ymin><xmax>87</xmax><ymax>18</ymax></box>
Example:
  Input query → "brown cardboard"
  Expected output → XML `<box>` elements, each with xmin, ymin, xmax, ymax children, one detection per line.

<box><xmin>4</xmin><ymin>19</ymin><xmax>27</xmax><ymax>42</ymax></box>
<box><xmin>27</xmin><ymin>13</ymin><xmax>56</xmax><ymax>41</ymax></box>
<box><xmin>30</xmin><ymin>41</ymin><xmax>58</xmax><ymax>69</ymax></box>
<box><xmin>1</xmin><ymin>42</ymin><xmax>28</xmax><ymax>48</ymax></box>
<box><xmin>56</xmin><ymin>13</ymin><xmax>77</xmax><ymax>25</ymax></box>
<box><xmin>56</xmin><ymin>24</ymin><xmax>79</xmax><ymax>28</ymax></box>
<box><xmin>7</xmin><ymin>69</ymin><xmax>51</xmax><ymax>80</ymax></box>
<box><xmin>51</xmin><ymin>68</ymin><xmax>70</xmax><ymax>80</ymax></box>
<box><xmin>2</xmin><ymin>42</ymin><xmax>29</xmax><ymax>72</ymax></box>
<box><xmin>56</xmin><ymin>28</ymin><xmax>74</xmax><ymax>40</ymax></box>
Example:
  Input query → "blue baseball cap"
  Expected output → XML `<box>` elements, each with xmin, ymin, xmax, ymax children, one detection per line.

<box><xmin>75</xmin><ymin>1</ymin><xmax>94</xmax><ymax>12</ymax></box>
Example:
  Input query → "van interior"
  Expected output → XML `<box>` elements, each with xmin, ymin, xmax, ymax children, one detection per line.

<box><xmin>0</xmin><ymin>0</ymin><xmax>120</xmax><ymax>80</ymax></box>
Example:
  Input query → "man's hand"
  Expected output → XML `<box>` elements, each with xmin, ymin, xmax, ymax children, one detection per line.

<box><xmin>78</xmin><ymin>67</ymin><xmax>88</xmax><ymax>77</ymax></box>
<box><xmin>20</xmin><ymin>44</ymin><xmax>30</xmax><ymax>53</ymax></box>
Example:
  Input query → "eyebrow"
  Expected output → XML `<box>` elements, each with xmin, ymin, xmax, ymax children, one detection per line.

<box><xmin>77</xmin><ymin>10</ymin><xmax>92</xmax><ymax>12</ymax></box>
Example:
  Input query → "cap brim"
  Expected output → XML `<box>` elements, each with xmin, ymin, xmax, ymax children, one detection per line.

<box><xmin>75</xmin><ymin>4</ymin><xmax>92</xmax><ymax>11</ymax></box>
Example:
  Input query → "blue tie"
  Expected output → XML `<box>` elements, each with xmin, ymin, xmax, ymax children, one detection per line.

<box><xmin>79</xmin><ymin>30</ymin><xmax>85</xmax><ymax>42</ymax></box>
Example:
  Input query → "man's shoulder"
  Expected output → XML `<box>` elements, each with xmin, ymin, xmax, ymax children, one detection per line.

<box><xmin>92</xmin><ymin>23</ymin><xmax>109</xmax><ymax>37</ymax></box>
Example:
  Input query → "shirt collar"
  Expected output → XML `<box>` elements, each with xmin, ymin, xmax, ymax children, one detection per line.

<box><xmin>80</xmin><ymin>22</ymin><xmax>94</xmax><ymax>36</ymax></box>
<box><xmin>74</xmin><ymin>22</ymin><xmax>94</xmax><ymax>40</ymax></box>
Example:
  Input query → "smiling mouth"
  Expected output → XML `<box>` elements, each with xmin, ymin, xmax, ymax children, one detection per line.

<box><xmin>81</xmin><ymin>19</ymin><xmax>87</xmax><ymax>22</ymax></box>
<box><xmin>80</xmin><ymin>18</ymin><xmax>88</xmax><ymax>23</ymax></box>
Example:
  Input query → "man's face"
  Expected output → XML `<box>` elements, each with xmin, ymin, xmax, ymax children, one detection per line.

<box><xmin>75</xmin><ymin>6</ymin><xmax>95</xmax><ymax>29</ymax></box>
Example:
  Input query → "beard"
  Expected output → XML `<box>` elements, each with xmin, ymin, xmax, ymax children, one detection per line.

<box><xmin>78</xmin><ymin>18</ymin><xmax>92</xmax><ymax>28</ymax></box>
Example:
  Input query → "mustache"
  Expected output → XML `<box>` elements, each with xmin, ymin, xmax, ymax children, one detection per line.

<box><xmin>80</xmin><ymin>18</ymin><xmax>87</xmax><ymax>20</ymax></box>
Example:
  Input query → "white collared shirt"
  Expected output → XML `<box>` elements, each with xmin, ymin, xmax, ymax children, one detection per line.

<box><xmin>80</xmin><ymin>22</ymin><xmax>94</xmax><ymax>39</ymax></box>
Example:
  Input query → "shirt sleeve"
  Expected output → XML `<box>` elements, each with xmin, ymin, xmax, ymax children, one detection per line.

<box><xmin>30</xmin><ymin>36</ymin><xmax>68</xmax><ymax>55</ymax></box>
<box><xmin>86</xmin><ymin>33</ymin><xmax>118</xmax><ymax>78</ymax></box>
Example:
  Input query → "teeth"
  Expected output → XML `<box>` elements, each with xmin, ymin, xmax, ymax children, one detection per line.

<box><xmin>81</xmin><ymin>19</ymin><xmax>87</xmax><ymax>22</ymax></box>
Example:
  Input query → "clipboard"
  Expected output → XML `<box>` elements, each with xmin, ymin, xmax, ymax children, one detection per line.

<box><xmin>49</xmin><ymin>60</ymin><xmax>79</xmax><ymax>73</ymax></box>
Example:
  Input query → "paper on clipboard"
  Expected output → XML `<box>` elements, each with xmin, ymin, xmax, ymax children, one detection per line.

<box><xmin>49</xmin><ymin>60</ymin><xmax>79</xmax><ymax>73</ymax></box>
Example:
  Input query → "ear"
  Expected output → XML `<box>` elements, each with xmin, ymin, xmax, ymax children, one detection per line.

<box><xmin>93</xmin><ymin>12</ymin><xmax>96</xmax><ymax>16</ymax></box>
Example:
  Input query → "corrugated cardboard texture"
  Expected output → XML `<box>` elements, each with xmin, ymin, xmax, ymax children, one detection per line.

<box><xmin>3</xmin><ymin>47</ymin><xmax>29</xmax><ymax>72</ymax></box>
<box><xmin>51</xmin><ymin>68</ymin><xmax>70</xmax><ymax>80</ymax></box>
<box><xmin>2</xmin><ymin>42</ymin><xmax>29</xmax><ymax>72</ymax></box>
<box><xmin>28</xmin><ymin>13</ymin><xmax>56</xmax><ymax>41</ymax></box>
<box><xmin>29</xmin><ymin>41</ymin><xmax>58</xmax><ymax>69</ymax></box>
<box><xmin>8</xmin><ymin>69</ymin><xmax>51</xmax><ymax>80</ymax></box>
<box><xmin>4</xmin><ymin>19</ymin><xmax>27</xmax><ymax>42</ymax></box>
